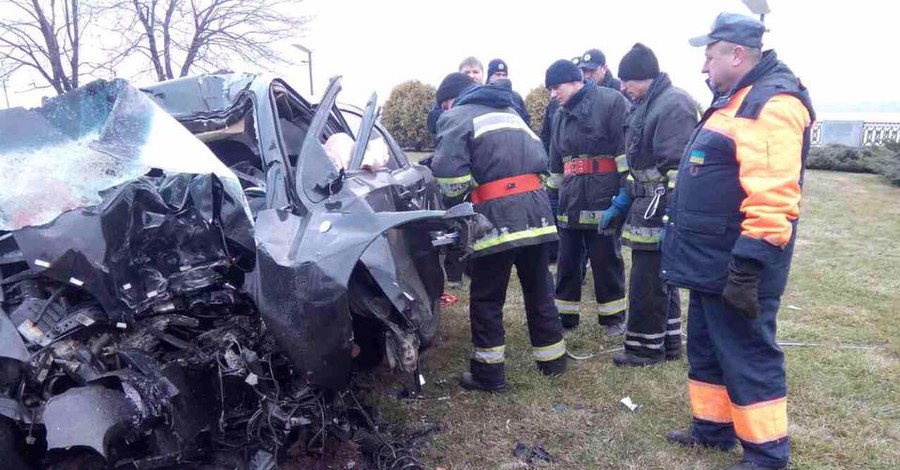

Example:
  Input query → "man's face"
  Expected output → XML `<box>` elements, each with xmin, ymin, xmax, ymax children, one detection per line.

<box><xmin>621</xmin><ymin>79</ymin><xmax>651</xmax><ymax>101</ymax></box>
<box><xmin>549</xmin><ymin>82</ymin><xmax>582</xmax><ymax>106</ymax></box>
<box><xmin>488</xmin><ymin>71</ymin><xmax>508</xmax><ymax>84</ymax></box>
<box><xmin>460</xmin><ymin>65</ymin><xmax>484</xmax><ymax>84</ymax></box>
<box><xmin>580</xmin><ymin>65</ymin><xmax>607</xmax><ymax>83</ymax></box>
<box><xmin>703</xmin><ymin>42</ymin><xmax>740</xmax><ymax>93</ymax></box>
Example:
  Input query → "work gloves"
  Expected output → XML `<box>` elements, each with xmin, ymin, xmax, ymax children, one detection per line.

<box><xmin>598</xmin><ymin>186</ymin><xmax>632</xmax><ymax>236</ymax></box>
<box><xmin>722</xmin><ymin>256</ymin><xmax>763</xmax><ymax>320</ymax></box>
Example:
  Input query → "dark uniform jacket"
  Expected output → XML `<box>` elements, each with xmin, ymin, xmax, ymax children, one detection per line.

<box><xmin>622</xmin><ymin>73</ymin><xmax>698</xmax><ymax>250</ymax></box>
<box><xmin>432</xmin><ymin>85</ymin><xmax>557</xmax><ymax>257</ymax></box>
<box><xmin>548</xmin><ymin>82</ymin><xmax>629</xmax><ymax>230</ymax></box>
<box><xmin>428</xmin><ymin>80</ymin><xmax>530</xmax><ymax>136</ymax></box>
<box><xmin>661</xmin><ymin>51</ymin><xmax>815</xmax><ymax>296</ymax></box>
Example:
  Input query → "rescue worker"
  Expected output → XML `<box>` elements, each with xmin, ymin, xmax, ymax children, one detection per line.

<box><xmin>597</xmin><ymin>43</ymin><xmax>698</xmax><ymax>367</ymax></box>
<box><xmin>541</xmin><ymin>57</ymin><xmax>582</xmax><ymax>247</ymax></box>
<box><xmin>661</xmin><ymin>13</ymin><xmax>815</xmax><ymax>470</ymax></box>
<box><xmin>545</xmin><ymin>59</ymin><xmax>629</xmax><ymax>334</ymax></box>
<box><xmin>578</xmin><ymin>48</ymin><xmax>622</xmax><ymax>95</ymax></box>
<box><xmin>431</xmin><ymin>72</ymin><xmax>567</xmax><ymax>393</ymax></box>
<box><xmin>486</xmin><ymin>59</ymin><xmax>530</xmax><ymax>125</ymax></box>
<box><xmin>428</xmin><ymin>59</ymin><xmax>487</xmax><ymax>288</ymax></box>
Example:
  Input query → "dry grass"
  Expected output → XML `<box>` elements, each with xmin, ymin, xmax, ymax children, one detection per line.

<box><xmin>381</xmin><ymin>170</ymin><xmax>900</xmax><ymax>469</ymax></box>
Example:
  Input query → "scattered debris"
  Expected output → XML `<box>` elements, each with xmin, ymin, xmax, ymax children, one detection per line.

<box><xmin>511</xmin><ymin>440</ymin><xmax>559</xmax><ymax>466</ymax></box>
<box><xmin>620</xmin><ymin>396</ymin><xmax>641</xmax><ymax>412</ymax></box>
<box><xmin>786</xmin><ymin>305</ymin><xmax>803</xmax><ymax>311</ymax></box>
<box><xmin>440</xmin><ymin>292</ymin><xmax>459</xmax><ymax>308</ymax></box>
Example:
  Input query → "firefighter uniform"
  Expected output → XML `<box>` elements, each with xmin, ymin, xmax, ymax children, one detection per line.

<box><xmin>546</xmin><ymin>74</ymin><xmax>629</xmax><ymax>331</ymax></box>
<box><xmin>432</xmin><ymin>75</ymin><xmax>566</xmax><ymax>390</ymax></box>
<box><xmin>662</xmin><ymin>16</ymin><xmax>815</xmax><ymax>468</ymax></box>
<box><xmin>602</xmin><ymin>45</ymin><xmax>699</xmax><ymax>365</ymax></box>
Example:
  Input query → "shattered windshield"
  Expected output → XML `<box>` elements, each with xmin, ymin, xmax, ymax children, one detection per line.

<box><xmin>0</xmin><ymin>79</ymin><xmax>246</xmax><ymax>231</ymax></box>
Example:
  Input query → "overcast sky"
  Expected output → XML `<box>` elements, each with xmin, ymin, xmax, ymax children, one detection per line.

<box><xmin>291</xmin><ymin>0</ymin><xmax>897</xmax><ymax>117</ymax></box>
<box><xmin>5</xmin><ymin>0</ymin><xmax>899</xmax><ymax>118</ymax></box>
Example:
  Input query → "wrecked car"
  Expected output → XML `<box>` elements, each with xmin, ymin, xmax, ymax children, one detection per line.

<box><xmin>0</xmin><ymin>74</ymin><xmax>480</xmax><ymax>468</ymax></box>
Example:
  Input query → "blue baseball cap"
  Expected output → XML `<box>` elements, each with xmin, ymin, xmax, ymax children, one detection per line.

<box><xmin>689</xmin><ymin>13</ymin><xmax>765</xmax><ymax>48</ymax></box>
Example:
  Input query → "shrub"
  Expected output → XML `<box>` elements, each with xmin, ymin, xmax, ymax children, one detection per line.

<box><xmin>807</xmin><ymin>143</ymin><xmax>900</xmax><ymax>186</ymax></box>
<box><xmin>524</xmin><ymin>86</ymin><xmax>550</xmax><ymax>135</ymax></box>
<box><xmin>382</xmin><ymin>80</ymin><xmax>435</xmax><ymax>151</ymax></box>
<box><xmin>868</xmin><ymin>142</ymin><xmax>900</xmax><ymax>186</ymax></box>
<box><xmin>806</xmin><ymin>144</ymin><xmax>876</xmax><ymax>173</ymax></box>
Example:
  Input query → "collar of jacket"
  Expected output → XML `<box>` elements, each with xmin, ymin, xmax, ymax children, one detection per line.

<box><xmin>600</xmin><ymin>72</ymin><xmax>617</xmax><ymax>89</ymax></box>
<box><xmin>636</xmin><ymin>72</ymin><xmax>671</xmax><ymax>107</ymax></box>
<box><xmin>710</xmin><ymin>50</ymin><xmax>779</xmax><ymax>109</ymax></box>
<box><xmin>454</xmin><ymin>82</ymin><xmax>514</xmax><ymax>109</ymax></box>
<box><xmin>564</xmin><ymin>81</ymin><xmax>594</xmax><ymax>110</ymax></box>
<box><xmin>628</xmin><ymin>72</ymin><xmax>671</xmax><ymax>127</ymax></box>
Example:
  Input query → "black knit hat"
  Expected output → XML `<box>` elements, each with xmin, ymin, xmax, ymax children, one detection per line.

<box><xmin>436</xmin><ymin>72</ymin><xmax>475</xmax><ymax>104</ymax></box>
<box><xmin>618</xmin><ymin>43</ymin><xmax>660</xmax><ymax>81</ymax></box>
<box><xmin>487</xmin><ymin>59</ymin><xmax>508</xmax><ymax>78</ymax></box>
<box><xmin>545</xmin><ymin>59</ymin><xmax>583</xmax><ymax>88</ymax></box>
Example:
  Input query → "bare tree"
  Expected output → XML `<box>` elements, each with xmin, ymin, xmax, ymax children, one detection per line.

<box><xmin>121</xmin><ymin>0</ymin><xmax>310</xmax><ymax>81</ymax></box>
<box><xmin>0</xmin><ymin>0</ymin><xmax>98</xmax><ymax>94</ymax></box>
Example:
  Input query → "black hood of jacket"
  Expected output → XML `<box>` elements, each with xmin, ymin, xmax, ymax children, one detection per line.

<box><xmin>454</xmin><ymin>81</ymin><xmax>513</xmax><ymax>109</ymax></box>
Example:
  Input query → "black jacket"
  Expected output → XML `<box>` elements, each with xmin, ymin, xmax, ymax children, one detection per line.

<box><xmin>549</xmin><ymin>82</ymin><xmax>628</xmax><ymax>229</ymax></box>
<box><xmin>621</xmin><ymin>73</ymin><xmax>698</xmax><ymax>250</ymax></box>
<box><xmin>432</xmin><ymin>84</ymin><xmax>557</xmax><ymax>257</ymax></box>
<box><xmin>428</xmin><ymin>80</ymin><xmax>529</xmax><ymax>136</ymax></box>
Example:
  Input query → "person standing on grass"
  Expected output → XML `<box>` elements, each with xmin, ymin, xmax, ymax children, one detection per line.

<box><xmin>431</xmin><ymin>72</ymin><xmax>567</xmax><ymax>393</ymax></box>
<box><xmin>427</xmin><ymin>57</ymin><xmax>486</xmax><ymax>289</ymax></box>
<box><xmin>541</xmin><ymin>55</ymin><xmax>584</xmax><ymax>266</ymax></box>
<box><xmin>661</xmin><ymin>13</ymin><xmax>815</xmax><ymax>470</ymax></box>
<box><xmin>596</xmin><ymin>43</ymin><xmax>698</xmax><ymax>367</ymax></box>
<box><xmin>544</xmin><ymin>58</ymin><xmax>630</xmax><ymax>335</ymax></box>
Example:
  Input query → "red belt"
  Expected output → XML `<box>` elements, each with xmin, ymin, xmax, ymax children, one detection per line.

<box><xmin>471</xmin><ymin>174</ymin><xmax>541</xmax><ymax>204</ymax></box>
<box><xmin>563</xmin><ymin>157</ymin><xmax>617</xmax><ymax>176</ymax></box>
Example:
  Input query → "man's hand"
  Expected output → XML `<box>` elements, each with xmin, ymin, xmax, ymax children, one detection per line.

<box><xmin>722</xmin><ymin>256</ymin><xmax>762</xmax><ymax>320</ymax></box>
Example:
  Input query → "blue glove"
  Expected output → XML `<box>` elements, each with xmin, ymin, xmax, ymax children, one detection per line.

<box><xmin>598</xmin><ymin>206</ymin><xmax>622</xmax><ymax>230</ymax></box>
<box><xmin>598</xmin><ymin>186</ymin><xmax>632</xmax><ymax>230</ymax></box>
<box><xmin>610</xmin><ymin>185</ymin><xmax>633</xmax><ymax>214</ymax></box>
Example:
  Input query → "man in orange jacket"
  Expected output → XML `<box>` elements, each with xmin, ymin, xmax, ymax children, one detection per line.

<box><xmin>660</xmin><ymin>13</ymin><xmax>815</xmax><ymax>470</ymax></box>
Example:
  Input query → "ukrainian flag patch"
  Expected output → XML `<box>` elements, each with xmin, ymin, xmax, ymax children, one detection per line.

<box><xmin>689</xmin><ymin>150</ymin><xmax>706</xmax><ymax>164</ymax></box>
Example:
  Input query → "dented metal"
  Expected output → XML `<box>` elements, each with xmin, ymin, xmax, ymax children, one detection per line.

<box><xmin>0</xmin><ymin>73</ymin><xmax>475</xmax><ymax>468</ymax></box>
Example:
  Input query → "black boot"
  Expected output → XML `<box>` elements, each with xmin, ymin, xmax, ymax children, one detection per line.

<box><xmin>612</xmin><ymin>352</ymin><xmax>663</xmax><ymax>367</ymax></box>
<box><xmin>725</xmin><ymin>461</ymin><xmax>787</xmax><ymax>470</ymax></box>
<box><xmin>665</xmin><ymin>429</ymin><xmax>735</xmax><ymax>451</ymax></box>
<box><xmin>459</xmin><ymin>372</ymin><xmax>507</xmax><ymax>393</ymax></box>
<box><xmin>560</xmin><ymin>314</ymin><xmax>580</xmax><ymax>330</ymax></box>
<box><xmin>666</xmin><ymin>344</ymin><xmax>683</xmax><ymax>361</ymax></box>
<box><xmin>536</xmin><ymin>355</ymin><xmax>567</xmax><ymax>377</ymax></box>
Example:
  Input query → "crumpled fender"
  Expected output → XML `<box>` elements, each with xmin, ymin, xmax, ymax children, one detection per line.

<box><xmin>248</xmin><ymin>202</ymin><xmax>476</xmax><ymax>390</ymax></box>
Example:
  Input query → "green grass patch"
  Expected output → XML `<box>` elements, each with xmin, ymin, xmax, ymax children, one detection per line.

<box><xmin>385</xmin><ymin>170</ymin><xmax>900</xmax><ymax>469</ymax></box>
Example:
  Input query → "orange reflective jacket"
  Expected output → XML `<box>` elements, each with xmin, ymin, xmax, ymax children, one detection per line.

<box><xmin>661</xmin><ymin>51</ymin><xmax>815</xmax><ymax>296</ymax></box>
